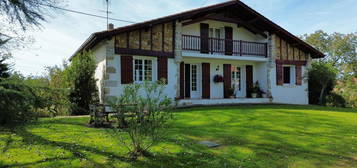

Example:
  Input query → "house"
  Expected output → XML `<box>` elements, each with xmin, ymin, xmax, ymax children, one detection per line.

<box><xmin>71</xmin><ymin>0</ymin><xmax>324</xmax><ymax>106</ymax></box>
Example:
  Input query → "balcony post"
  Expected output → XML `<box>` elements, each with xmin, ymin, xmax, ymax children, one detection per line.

<box><xmin>239</xmin><ymin>40</ymin><xmax>242</xmax><ymax>56</ymax></box>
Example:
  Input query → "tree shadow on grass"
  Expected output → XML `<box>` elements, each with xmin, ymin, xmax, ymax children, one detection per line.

<box><xmin>2</xmin><ymin>127</ymin><xmax>130</xmax><ymax>168</ymax></box>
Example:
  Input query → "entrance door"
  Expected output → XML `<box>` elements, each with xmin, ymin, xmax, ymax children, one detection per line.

<box><xmin>184</xmin><ymin>64</ymin><xmax>201</xmax><ymax>99</ymax></box>
<box><xmin>231</xmin><ymin>65</ymin><xmax>243</xmax><ymax>97</ymax></box>
<box><xmin>190</xmin><ymin>64</ymin><xmax>201</xmax><ymax>99</ymax></box>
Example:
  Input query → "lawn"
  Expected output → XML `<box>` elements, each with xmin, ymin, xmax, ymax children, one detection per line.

<box><xmin>1</xmin><ymin>105</ymin><xmax>357</xmax><ymax>168</ymax></box>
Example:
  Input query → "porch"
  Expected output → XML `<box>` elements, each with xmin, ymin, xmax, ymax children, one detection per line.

<box><xmin>177</xmin><ymin>98</ymin><xmax>270</xmax><ymax>107</ymax></box>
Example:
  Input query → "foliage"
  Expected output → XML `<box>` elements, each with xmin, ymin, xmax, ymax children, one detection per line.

<box><xmin>0</xmin><ymin>55</ymin><xmax>10</xmax><ymax>79</ymax></box>
<box><xmin>213</xmin><ymin>74</ymin><xmax>224</xmax><ymax>83</ymax></box>
<box><xmin>308</xmin><ymin>61</ymin><xmax>338</xmax><ymax>105</ymax></box>
<box><xmin>65</xmin><ymin>52</ymin><xmax>98</xmax><ymax>115</ymax></box>
<box><xmin>0</xmin><ymin>74</ymin><xmax>41</xmax><ymax>125</ymax></box>
<box><xmin>0</xmin><ymin>0</ymin><xmax>63</xmax><ymax>30</ymax></box>
<box><xmin>109</xmin><ymin>80</ymin><xmax>172</xmax><ymax>159</ymax></box>
<box><xmin>0</xmin><ymin>105</ymin><xmax>357</xmax><ymax>167</ymax></box>
<box><xmin>334</xmin><ymin>78</ymin><xmax>357</xmax><ymax>108</ymax></box>
<box><xmin>252</xmin><ymin>81</ymin><xmax>265</xmax><ymax>97</ymax></box>
<box><xmin>325</xmin><ymin>92</ymin><xmax>346</xmax><ymax>108</ymax></box>
<box><xmin>301</xmin><ymin>30</ymin><xmax>357</xmax><ymax>77</ymax></box>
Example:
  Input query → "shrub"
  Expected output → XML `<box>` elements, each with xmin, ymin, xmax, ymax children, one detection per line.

<box><xmin>325</xmin><ymin>93</ymin><xmax>346</xmax><ymax>107</ymax></box>
<box><xmin>109</xmin><ymin>80</ymin><xmax>172</xmax><ymax>159</ymax></box>
<box><xmin>0</xmin><ymin>76</ymin><xmax>40</xmax><ymax>125</ymax></box>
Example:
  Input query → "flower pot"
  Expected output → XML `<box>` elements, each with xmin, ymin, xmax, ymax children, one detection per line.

<box><xmin>251</xmin><ymin>93</ymin><xmax>257</xmax><ymax>98</ymax></box>
<box><xmin>229</xmin><ymin>95</ymin><xmax>235</xmax><ymax>99</ymax></box>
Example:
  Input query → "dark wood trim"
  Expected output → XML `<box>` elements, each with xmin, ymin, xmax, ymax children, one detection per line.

<box><xmin>184</xmin><ymin>64</ymin><xmax>191</xmax><ymax>98</ymax></box>
<box><xmin>139</xmin><ymin>30</ymin><xmax>142</xmax><ymax>50</ymax></box>
<box><xmin>279</xmin><ymin>37</ymin><xmax>282</xmax><ymax>60</ymax></box>
<box><xmin>293</xmin><ymin>47</ymin><xmax>295</xmax><ymax>60</ymax></box>
<box><xmin>172</xmin><ymin>21</ymin><xmax>176</xmax><ymax>54</ymax></box>
<box><xmin>126</xmin><ymin>32</ymin><xmax>129</xmax><ymax>49</ymax></box>
<box><xmin>276</xmin><ymin>59</ymin><xmax>307</xmax><ymax>66</ymax></box>
<box><xmin>150</xmin><ymin>27</ymin><xmax>153</xmax><ymax>51</ymax></box>
<box><xmin>116</xmin><ymin>47</ymin><xmax>174</xmax><ymax>58</ymax></box>
<box><xmin>286</xmin><ymin>41</ymin><xmax>288</xmax><ymax>60</ymax></box>
<box><xmin>162</xmin><ymin>23</ymin><xmax>165</xmax><ymax>52</ymax></box>
<box><xmin>179</xmin><ymin>62</ymin><xmax>185</xmax><ymax>99</ymax></box>
<box><xmin>223</xmin><ymin>64</ymin><xmax>231</xmax><ymax>98</ymax></box>
<box><xmin>182</xmin><ymin>16</ymin><xmax>208</xmax><ymax>26</ymax></box>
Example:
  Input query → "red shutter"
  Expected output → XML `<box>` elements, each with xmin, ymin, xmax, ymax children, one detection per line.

<box><xmin>225</xmin><ymin>27</ymin><xmax>233</xmax><ymax>55</ymax></box>
<box><xmin>223</xmin><ymin>64</ymin><xmax>232</xmax><ymax>98</ymax></box>
<box><xmin>246</xmin><ymin>65</ymin><xmax>253</xmax><ymax>98</ymax></box>
<box><xmin>276</xmin><ymin>62</ymin><xmax>283</xmax><ymax>85</ymax></box>
<box><xmin>202</xmin><ymin>63</ymin><xmax>210</xmax><ymax>99</ymax></box>
<box><xmin>296</xmin><ymin>65</ymin><xmax>302</xmax><ymax>85</ymax></box>
<box><xmin>121</xmin><ymin>55</ymin><xmax>133</xmax><ymax>84</ymax></box>
<box><xmin>200</xmin><ymin>23</ymin><xmax>209</xmax><ymax>53</ymax></box>
<box><xmin>179</xmin><ymin>62</ymin><xmax>185</xmax><ymax>99</ymax></box>
<box><xmin>157</xmin><ymin>56</ymin><xmax>168</xmax><ymax>84</ymax></box>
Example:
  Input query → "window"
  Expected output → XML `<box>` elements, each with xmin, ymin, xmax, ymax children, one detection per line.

<box><xmin>191</xmin><ymin>65</ymin><xmax>197</xmax><ymax>91</ymax></box>
<box><xmin>134</xmin><ymin>59</ymin><xmax>152</xmax><ymax>82</ymax></box>
<box><xmin>283</xmin><ymin>66</ymin><xmax>295</xmax><ymax>84</ymax></box>
<box><xmin>231</xmin><ymin>66</ymin><xmax>241</xmax><ymax>90</ymax></box>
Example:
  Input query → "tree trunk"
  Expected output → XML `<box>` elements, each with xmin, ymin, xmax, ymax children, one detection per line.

<box><xmin>319</xmin><ymin>84</ymin><xmax>327</xmax><ymax>105</ymax></box>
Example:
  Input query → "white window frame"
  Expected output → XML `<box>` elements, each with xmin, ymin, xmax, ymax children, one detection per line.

<box><xmin>283</xmin><ymin>65</ymin><xmax>296</xmax><ymax>86</ymax></box>
<box><xmin>133</xmin><ymin>58</ymin><xmax>153</xmax><ymax>83</ymax></box>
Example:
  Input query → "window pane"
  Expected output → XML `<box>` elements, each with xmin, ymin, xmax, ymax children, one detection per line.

<box><xmin>134</xmin><ymin>59</ymin><xmax>143</xmax><ymax>81</ymax></box>
<box><xmin>144</xmin><ymin>60</ymin><xmax>152</xmax><ymax>81</ymax></box>
<box><xmin>283</xmin><ymin>66</ymin><xmax>291</xmax><ymax>84</ymax></box>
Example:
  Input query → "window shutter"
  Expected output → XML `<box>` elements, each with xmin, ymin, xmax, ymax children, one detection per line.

<box><xmin>202</xmin><ymin>63</ymin><xmax>210</xmax><ymax>99</ymax></box>
<box><xmin>157</xmin><ymin>56</ymin><xmax>168</xmax><ymax>84</ymax></box>
<box><xmin>296</xmin><ymin>65</ymin><xmax>302</xmax><ymax>85</ymax></box>
<box><xmin>200</xmin><ymin>23</ymin><xmax>209</xmax><ymax>53</ymax></box>
<box><xmin>223</xmin><ymin>64</ymin><xmax>232</xmax><ymax>98</ymax></box>
<box><xmin>224</xmin><ymin>27</ymin><xmax>233</xmax><ymax>55</ymax></box>
<box><xmin>179</xmin><ymin>62</ymin><xmax>185</xmax><ymax>99</ymax></box>
<box><xmin>121</xmin><ymin>55</ymin><xmax>133</xmax><ymax>84</ymax></box>
<box><xmin>276</xmin><ymin>63</ymin><xmax>283</xmax><ymax>85</ymax></box>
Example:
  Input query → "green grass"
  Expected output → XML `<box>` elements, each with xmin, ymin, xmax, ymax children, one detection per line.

<box><xmin>1</xmin><ymin>105</ymin><xmax>357</xmax><ymax>168</ymax></box>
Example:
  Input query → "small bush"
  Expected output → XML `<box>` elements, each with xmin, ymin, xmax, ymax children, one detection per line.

<box><xmin>325</xmin><ymin>93</ymin><xmax>346</xmax><ymax>108</ymax></box>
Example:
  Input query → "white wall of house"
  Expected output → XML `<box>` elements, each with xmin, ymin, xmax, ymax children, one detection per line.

<box><xmin>183</xmin><ymin>57</ymin><xmax>268</xmax><ymax>99</ymax></box>
<box><xmin>92</xmin><ymin>41</ymin><xmax>107</xmax><ymax>103</ymax></box>
<box><xmin>269</xmin><ymin>61</ymin><xmax>309</xmax><ymax>105</ymax></box>
<box><xmin>182</xmin><ymin>20</ymin><xmax>265</xmax><ymax>42</ymax></box>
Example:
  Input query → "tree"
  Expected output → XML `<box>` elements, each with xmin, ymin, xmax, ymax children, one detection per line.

<box><xmin>65</xmin><ymin>52</ymin><xmax>98</xmax><ymax>115</ymax></box>
<box><xmin>301</xmin><ymin>30</ymin><xmax>357</xmax><ymax>77</ymax></box>
<box><xmin>308</xmin><ymin>62</ymin><xmax>338</xmax><ymax>105</ymax></box>
<box><xmin>0</xmin><ymin>0</ymin><xmax>62</xmax><ymax>55</ymax></box>
<box><xmin>0</xmin><ymin>55</ymin><xmax>11</xmax><ymax>80</ymax></box>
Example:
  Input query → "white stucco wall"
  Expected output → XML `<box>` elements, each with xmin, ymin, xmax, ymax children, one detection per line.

<box><xmin>270</xmin><ymin>63</ymin><xmax>309</xmax><ymax>104</ymax></box>
<box><xmin>105</xmin><ymin>55</ymin><xmax>178</xmax><ymax>100</ymax></box>
<box><xmin>92</xmin><ymin>41</ymin><xmax>107</xmax><ymax>103</ymax></box>
<box><xmin>183</xmin><ymin>57</ymin><xmax>268</xmax><ymax>99</ymax></box>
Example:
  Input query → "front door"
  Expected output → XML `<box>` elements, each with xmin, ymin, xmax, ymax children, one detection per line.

<box><xmin>246</xmin><ymin>65</ymin><xmax>253</xmax><ymax>98</ymax></box>
<box><xmin>231</xmin><ymin>65</ymin><xmax>243</xmax><ymax>97</ymax></box>
<box><xmin>190</xmin><ymin>64</ymin><xmax>201</xmax><ymax>99</ymax></box>
<box><xmin>184</xmin><ymin>63</ymin><xmax>201</xmax><ymax>99</ymax></box>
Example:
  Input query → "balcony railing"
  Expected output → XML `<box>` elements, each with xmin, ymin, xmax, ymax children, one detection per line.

<box><xmin>182</xmin><ymin>34</ymin><xmax>267</xmax><ymax>57</ymax></box>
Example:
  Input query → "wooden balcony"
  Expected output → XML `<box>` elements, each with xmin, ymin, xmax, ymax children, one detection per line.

<box><xmin>182</xmin><ymin>34</ymin><xmax>268</xmax><ymax>57</ymax></box>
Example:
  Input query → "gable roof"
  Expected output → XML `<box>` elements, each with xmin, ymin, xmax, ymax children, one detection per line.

<box><xmin>71</xmin><ymin>0</ymin><xmax>324</xmax><ymax>59</ymax></box>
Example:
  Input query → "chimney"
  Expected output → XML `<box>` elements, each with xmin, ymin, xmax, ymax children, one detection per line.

<box><xmin>107</xmin><ymin>23</ymin><xmax>114</xmax><ymax>30</ymax></box>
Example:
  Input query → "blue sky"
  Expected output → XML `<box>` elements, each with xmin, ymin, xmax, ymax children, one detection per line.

<box><xmin>11</xmin><ymin>0</ymin><xmax>357</xmax><ymax>76</ymax></box>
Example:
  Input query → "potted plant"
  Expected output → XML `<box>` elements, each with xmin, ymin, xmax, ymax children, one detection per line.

<box><xmin>213</xmin><ymin>75</ymin><xmax>224</xmax><ymax>83</ymax></box>
<box><xmin>251</xmin><ymin>81</ymin><xmax>265</xmax><ymax>98</ymax></box>
<box><xmin>228</xmin><ymin>85</ymin><xmax>235</xmax><ymax>98</ymax></box>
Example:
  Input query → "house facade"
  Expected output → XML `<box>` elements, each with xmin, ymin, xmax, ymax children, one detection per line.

<box><xmin>71</xmin><ymin>1</ymin><xmax>324</xmax><ymax>106</ymax></box>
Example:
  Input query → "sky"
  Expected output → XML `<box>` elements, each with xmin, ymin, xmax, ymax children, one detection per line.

<box><xmin>9</xmin><ymin>0</ymin><xmax>357</xmax><ymax>76</ymax></box>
